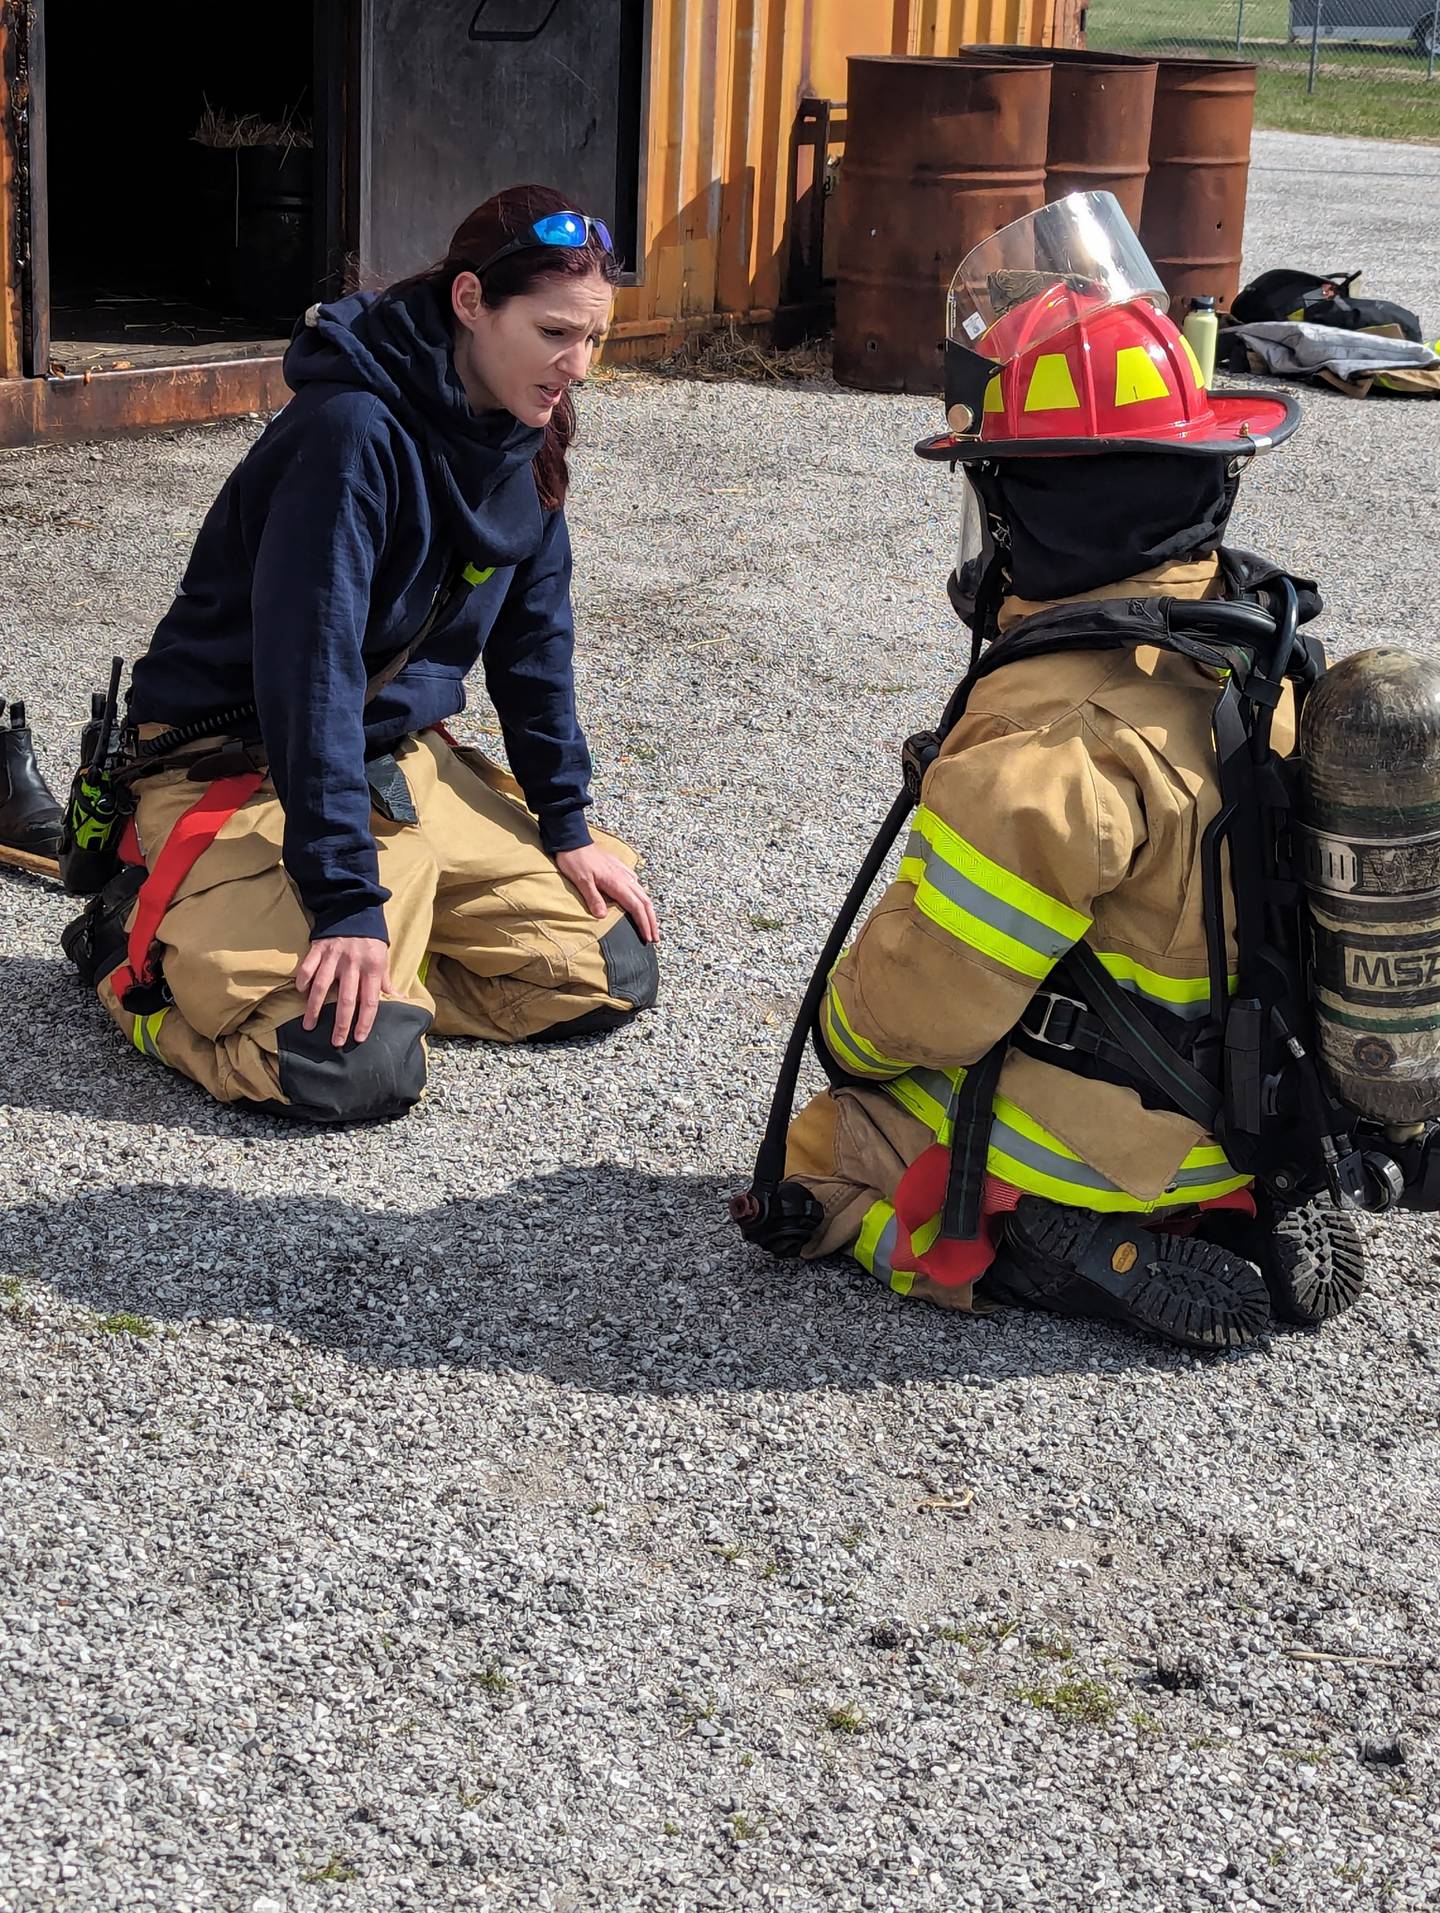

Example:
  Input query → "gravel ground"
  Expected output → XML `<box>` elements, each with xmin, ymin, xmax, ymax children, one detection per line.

<box><xmin>2</xmin><ymin>132</ymin><xmax>1439</xmax><ymax>1913</ymax></box>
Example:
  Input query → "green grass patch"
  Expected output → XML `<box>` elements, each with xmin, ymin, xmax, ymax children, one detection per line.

<box><xmin>1015</xmin><ymin>1676</ymin><xmax>1120</xmax><ymax>1727</ymax></box>
<box><xmin>301</xmin><ymin>1854</ymin><xmax>358</xmax><ymax>1884</ymax></box>
<box><xmin>1086</xmin><ymin>0</ymin><xmax>1440</xmax><ymax>142</ymax></box>
<box><xmin>825</xmin><ymin>1704</ymin><xmax>867</xmax><ymax>1734</ymax></box>
<box><xmin>96</xmin><ymin>1311</ymin><xmax>154</xmax><ymax>1339</ymax></box>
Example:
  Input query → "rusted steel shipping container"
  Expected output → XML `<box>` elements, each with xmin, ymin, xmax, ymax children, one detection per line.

<box><xmin>0</xmin><ymin>0</ymin><xmax>1067</xmax><ymax>446</ymax></box>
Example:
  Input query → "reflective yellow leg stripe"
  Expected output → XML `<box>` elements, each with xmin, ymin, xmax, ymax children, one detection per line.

<box><xmin>131</xmin><ymin>1009</ymin><xmax>170</xmax><ymax>1061</ymax></box>
<box><xmin>822</xmin><ymin>982</ymin><xmax>907</xmax><ymax>1078</ymax></box>
<box><xmin>883</xmin><ymin>1067</ymin><xmax>1249</xmax><ymax>1212</ymax></box>
<box><xmin>852</xmin><ymin>1200</ymin><xmax>912</xmax><ymax>1295</ymax></box>
<box><xmin>417</xmin><ymin>951</ymin><xmax>433</xmax><ymax>987</ymax></box>
<box><xmin>461</xmin><ymin>563</ymin><xmax>495</xmax><ymax>587</ymax></box>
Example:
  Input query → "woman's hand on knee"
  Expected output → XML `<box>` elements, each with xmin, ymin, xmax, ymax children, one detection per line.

<box><xmin>555</xmin><ymin>845</ymin><xmax>660</xmax><ymax>944</ymax></box>
<box><xmin>295</xmin><ymin>936</ymin><xmax>396</xmax><ymax>1047</ymax></box>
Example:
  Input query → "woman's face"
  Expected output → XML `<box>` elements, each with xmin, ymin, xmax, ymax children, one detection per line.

<box><xmin>452</xmin><ymin>268</ymin><xmax>613</xmax><ymax>427</ymax></box>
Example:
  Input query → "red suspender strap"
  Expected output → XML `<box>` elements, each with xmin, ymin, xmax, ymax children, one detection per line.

<box><xmin>112</xmin><ymin>772</ymin><xmax>264</xmax><ymax>1001</ymax></box>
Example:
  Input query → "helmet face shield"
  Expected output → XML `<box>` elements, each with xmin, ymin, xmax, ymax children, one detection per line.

<box><xmin>946</xmin><ymin>191</ymin><xmax>1168</xmax><ymax>357</ymax></box>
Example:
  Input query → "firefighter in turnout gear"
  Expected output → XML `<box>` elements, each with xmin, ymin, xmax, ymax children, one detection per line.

<box><xmin>735</xmin><ymin>194</ymin><xmax>1374</xmax><ymax>1351</ymax></box>
<box><xmin>58</xmin><ymin>187</ymin><xmax>659</xmax><ymax>1122</ymax></box>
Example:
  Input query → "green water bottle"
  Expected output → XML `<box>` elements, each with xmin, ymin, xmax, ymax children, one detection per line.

<box><xmin>1182</xmin><ymin>295</ymin><xmax>1219</xmax><ymax>389</ymax></box>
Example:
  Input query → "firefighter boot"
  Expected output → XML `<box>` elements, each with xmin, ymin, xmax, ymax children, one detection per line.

<box><xmin>0</xmin><ymin>702</ymin><xmax>63</xmax><ymax>877</ymax></box>
<box><xmin>988</xmin><ymin>1197</ymin><xmax>1272</xmax><ymax>1352</ymax></box>
<box><xmin>1197</xmin><ymin>1193</ymin><xmax>1366</xmax><ymax>1328</ymax></box>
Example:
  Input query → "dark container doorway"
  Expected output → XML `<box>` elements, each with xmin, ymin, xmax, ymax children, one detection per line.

<box><xmin>21</xmin><ymin>0</ymin><xmax>647</xmax><ymax>389</ymax></box>
<box><xmin>37</xmin><ymin>0</ymin><xmax>333</xmax><ymax>377</ymax></box>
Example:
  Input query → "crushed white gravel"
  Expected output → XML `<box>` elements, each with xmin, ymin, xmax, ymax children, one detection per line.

<box><xmin>1</xmin><ymin>130</ymin><xmax>1439</xmax><ymax>1911</ymax></box>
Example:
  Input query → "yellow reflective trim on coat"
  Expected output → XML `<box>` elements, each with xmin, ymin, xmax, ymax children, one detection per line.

<box><xmin>417</xmin><ymin>951</ymin><xmax>433</xmax><ymax>987</ymax></box>
<box><xmin>897</xmin><ymin>854</ymin><xmax>1051</xmax><ymax>982</ymax></box>
<box><xmin>885</xmin><ymin>1069</ymin><xmax>955</xmax><ymax>1140</ymax></box>
<box><xmin>912</xmin><ymin>808</ymin><xmax>1090</xmax><ymax>940</ymax></box>
<box><xmin>983</xmin><ymin>1140</ymin><xmax>1250</xmax><ymax>1211</ymax></box>
<box><xmin>461</xmin><ymin>563</ymin><xmax>495</xmax><ymax>587</ymax></box>
<box><xmin>823</xmin><ymin>981</ymin><xmax>907</xmax><ymax>1078</ymax></box>
<box><xmin>1114</xmin><ymin>346</ymin><xmax>1172</xmax><ymax>407</ymax></box>
<box><xmin>1094</xmin><ymin>950</ymin><xmax>1236</xmax><ymax>1008</ymax></box>
<box><xmin>899</xmin><ymin>807</ymin><xmax>1091</xmax><ymax>983</ymax></box>
<box><xmin>1023</xmin><ymin>352</ymin><xmax>1081</xmax><ymax>413</ymax></box>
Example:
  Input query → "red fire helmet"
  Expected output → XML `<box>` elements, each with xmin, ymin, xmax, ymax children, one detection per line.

<box><xmin>921</xmin><ymin>193</ymin><xmax>1299</xmax><ymax>464</ymax></box>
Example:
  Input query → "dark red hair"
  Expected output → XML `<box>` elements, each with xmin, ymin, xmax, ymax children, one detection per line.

<box><xmin>391</xmin><ymin>184</ymin><xmax>620</xmax><ymax>510</ymax></box>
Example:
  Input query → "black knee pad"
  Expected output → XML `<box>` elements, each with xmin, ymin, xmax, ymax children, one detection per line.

<box><xmin>272</xmin><ymin>1000</ymin><xmax>431</xmax><ymax>1123</ymax></box>
<box><xmin>600</xmin><ymin>914</ymin><xmax>659</xmax><ymax>1011</ymax></box>
<box><xmin>527</xmin><ymin>916</ymin><xmax>659</xmax><ymax>1043</ymax></box>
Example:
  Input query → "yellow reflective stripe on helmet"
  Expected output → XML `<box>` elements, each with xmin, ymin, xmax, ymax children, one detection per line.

<box><xmin>983</xmin><ymin>375</ymin><xmax>1005</xmax><ymax>416</ymax></box>
<box><xmin>461</xmin><ymin>563</ymin><xmax>495</xmax><ymax>587</ymax></box>
<box><xmin>822</xmin><ymin>982</ymin><xmax>907</xmax><ymax>1079</ymax></box>
<box><xmin>1094</xmin><ymin>951</ymin><xmax>1237</xmax><ymax>1018</ymax></box>
<box><xmin>1023</xmin><ymin>352</ymin><xmax>1081</xmax><ymax>413</ymax></box>
<box><xmin>1114</xmin><ymin>346</ymin><xmax>1172</xmax><ymax>407</ymax></box>
<box><xmin>131</xmin><ymin>1009</ymin><xmax>169</xmax><ymax>1060</ymax></box>
<box><xmin>1178</xmin><ymin>334</ymin><xmax>1206</xmax><ymax>390</ymax></box>
<box><xmin>900</xmin><ymin>807</ymin><xmax>1091</xmax><ymax>982</ymax></box>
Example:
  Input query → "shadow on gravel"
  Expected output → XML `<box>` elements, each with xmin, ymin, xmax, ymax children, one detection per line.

<box><xmin>0</xmin><ymin>953</ymin><xmax>262</xmax><ymax>1132</ymax></box>
<box><xmin>2</xmin><ymin>1170</ymin><xmax>1214</xmax><ymax>1392</ymax></box>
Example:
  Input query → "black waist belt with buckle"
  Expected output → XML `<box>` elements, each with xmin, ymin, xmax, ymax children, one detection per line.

<box><xmin>1011</xmin><ymin>980</ymin><xmax>1222</xmax><ymax>1116</ymax></box>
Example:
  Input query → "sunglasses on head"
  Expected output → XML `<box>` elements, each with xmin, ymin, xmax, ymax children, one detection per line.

<box><xmin>470</xmin><ymin>210</ymin><xmax>615</xmax><ymax>279</ymax></box>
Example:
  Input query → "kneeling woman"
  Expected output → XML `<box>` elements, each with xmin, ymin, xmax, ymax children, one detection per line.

<box><xmin>64</xmin><ymin>185</ymin><xmax>658</xmax><ymax>1121</ymax></box>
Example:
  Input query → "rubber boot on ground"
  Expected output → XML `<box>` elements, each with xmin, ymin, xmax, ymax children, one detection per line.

<box><xmin>1198</xmin><ymin>1192</ymin><xmax>1366</xmax><ymax>1327</ymax></box>
<box><xmin>987</xmin><ymin>1196</ymin><xmax>1272</xmax><ymax>1352</ymax></box>
<box><xmin>0</xmin><ymin>701</ymin><xmax>62</xmax><ymax>877</ymax></box>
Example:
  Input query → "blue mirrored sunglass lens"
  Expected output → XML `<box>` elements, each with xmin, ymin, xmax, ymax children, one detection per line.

<box><xmin>535</xmin><ymin>213</ymin><xmax>586</xmax><ymax>248</ymax></box>
<box><xmin>592</xmin><ymin>219</ymin><xmax>614</xmax><ymax>254</ymax></box>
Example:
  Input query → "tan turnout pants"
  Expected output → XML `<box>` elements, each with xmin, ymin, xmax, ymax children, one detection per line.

<box><xmin>92</xmin><ymin>730</ymin><xmax>657</xmax><ymax>1121</ymax></box>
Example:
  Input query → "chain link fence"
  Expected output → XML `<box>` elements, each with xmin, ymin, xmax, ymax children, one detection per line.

<box><xmin>1081</xmin><ymin>0</ymin><xmax>1440</xmax><ymax>140</ymax></box>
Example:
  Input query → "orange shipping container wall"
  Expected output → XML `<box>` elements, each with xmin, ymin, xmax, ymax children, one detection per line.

<box><xmin>605</xmin><ymin>0</ymin><xmax>1063</xmax><ymax>359</ymax></box>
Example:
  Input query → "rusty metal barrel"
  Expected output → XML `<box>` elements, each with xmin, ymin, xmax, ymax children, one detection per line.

<box><xmin>1138</xmin><ymin>57</ymin><xmax>1257</xmax><ymax>311</ymax></box>
<box><xmin>835</xmin><ymin>55</ymin><xmax>1051</xmax><ymax>394</ymax></box>
<box><xmin>965</xmin><ymin>46</ymin><xmax>1158</xmax><ymax>229</ymax></box>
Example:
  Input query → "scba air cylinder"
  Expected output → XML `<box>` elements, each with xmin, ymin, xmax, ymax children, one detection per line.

<box><xmin>1300</xmin><ymin>647</ymin><xmax>1440</xmax><ymax>1124</ymax></box>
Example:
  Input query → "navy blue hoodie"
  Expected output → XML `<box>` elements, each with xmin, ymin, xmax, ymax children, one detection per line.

<box><xmin>129</xmin><ymin>280</ymin><xmax>594</xmax><ymax>943</ymax></box>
